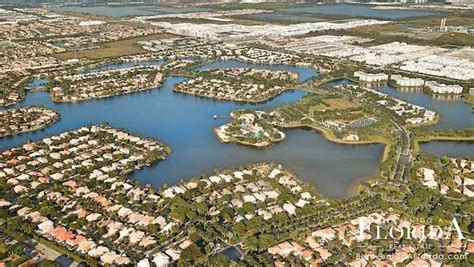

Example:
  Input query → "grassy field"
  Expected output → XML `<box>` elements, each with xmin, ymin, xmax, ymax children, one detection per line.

<box><xmin>308</xmin><ymin>98</ymin><xmax>358</xmax><ymax>112</ymax></box>
<box><xmin>323</xmin><ymin>98</ymin><xmax>358</xmax><ymax>109</ymax></box>
<box><xmin>464</xmin><ymin>94</ymin><xmax>474</xmax><ymax>105</ymax></box>
<box><xmin>0</xmin><ymin>41</ymin><xmax>11</xmax><ymax>51</ymax></box>
<box><xmin>54</xmin><ymin>33</ymin><xmax>176</xmax><ymax>60</ymax></box>
<box><xmin>409</xmin><ymin>16</ymin><xmax>474</xmax><ymax>27</ymax></box>
<box><xmin>433</xmin><ymin>33</ymin><xmax>474</xmax><ymax>47</ymax></box>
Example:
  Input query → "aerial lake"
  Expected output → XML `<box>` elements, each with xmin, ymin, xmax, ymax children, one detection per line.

<box><xmin>283</xmin><ymin>4</ymin><xmax>440</xmax><ymax>20</ymax></box>
<box><xmin>377</xmin><ymin>85</ymin><xmax>474</xmax><ymax>130</ymax></box>
<box><xmin>248</xmin><ymin>12</ymin><xmax>328</xmax><ymax>23</ymax></box>
<box><xmin>0</xmin><ymin>61</ymin><xmax>384</xmax><ymax>198</ymax></box>
<box><xmin>420</xmin><ymin>141</ymin><xmax>474</xmax><ymax>159</ymax></box>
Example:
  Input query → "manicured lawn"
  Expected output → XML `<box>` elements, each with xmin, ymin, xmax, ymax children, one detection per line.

<box><xmin>322</xmin><ymin>98</ymin><xmax>358</xmax><ymax>110</ymax></box>
<box><xmin>464</xmin><ymin>94</ymin><xmax>474</xmax><ymax>105</ymax></box>
<box><xmin>434</xmin><ymin>33</ymin><xmax>474</xmax><ymax>47</ymax></box>
<box><xmin>54</xmin><ymin>33</ymin><xmax>176</xmax><ymax>60</ymax></box>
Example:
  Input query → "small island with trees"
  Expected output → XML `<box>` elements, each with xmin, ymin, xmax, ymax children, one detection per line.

<box><xmin>215</xmin><ymin>110</ymin><xmax>286</xmax><ymax>148</ymax></box>
<box><xmin>0</xmin><ymin>106</ymin><xmax>60</xmax><ymax>138</ymax></box>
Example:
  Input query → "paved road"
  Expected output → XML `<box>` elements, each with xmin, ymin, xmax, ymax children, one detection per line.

<box><xmin>389</xmin><ymin>119</ymin><xmax>412</xmax><ymax>181</ymax></box>
<box><xmin>27</xmin><ymin>239</ymin><xmax>80</xmax><ymax>267</ymax></box>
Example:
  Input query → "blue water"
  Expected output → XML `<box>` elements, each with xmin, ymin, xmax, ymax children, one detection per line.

<box><xmin>421</xmin><ymin>141</ymin><xmax>474</xmax><ymax>158</ymax></box>
<box><xmin>0</xmin><ymin>62</ymin><xmax>384</xmax><ymax>198</ymax></box>
<box><xmin>376</xmin><ymin>85</ymin><xmax>474</xmax><ymax>130</ymax></box>
<box><xmin>284</xmin><ymin>4</ymin><xmax>440</xmax><ymax>20</ymax></box>
<box><xmin>250</xmin><ymin>12</ymin><xmax>328</xmax><ymax>23</ymax></box>
<box><xmin>220</xmin><ymin>245</ymin><xmax>244</xmax><ymax>262</ymax></box>
<box><xmin>27</xmin><ymin>78</ymin><xmax>49</xmax><ymax>88</ymax></box>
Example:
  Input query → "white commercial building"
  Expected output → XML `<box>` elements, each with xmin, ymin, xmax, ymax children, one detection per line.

<box><xmin>79</xmin><ymin>20</ymin><xmax>105</xmax><ymax>26</ymax></box>
<box><xmin>354</xmin><ymin>71</ymin><xmax>388</xmax><ymax>83</ymax></box>
<box><xmin>425</xmin><ymin>81</ymin><xmax>463</xmax><ymax>94</ymax></box>
<box><xmin>401</xmin><ymin>54</ymin><xmax>474</xmax><ymax>81</ymax></box>
<box><xmin>151</xmin><ymin>19</ymin><xmax>390</xmax><ymax>40</ymax></box>
<box><xmin>391</xmin><ymin>75</ymin><xmax>425</xmax><ymax>87</ymax></box>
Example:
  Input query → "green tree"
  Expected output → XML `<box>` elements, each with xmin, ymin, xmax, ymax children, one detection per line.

<box><xmin>38</xmin><ymin>260</ymin><xmax>60</xmax><ymax>267</ymax></box>
<box><xmin>0</xmin><ymin>240</ymin><xmax>7</xmax><ymax>259</ymax></box>
<box><xmin>209</xmin><ymin>254</ymin><xmax>232</xmax><ymax>266</ymax></box>
<box><xmin>179</xmin><ymin>243</ymin><xmax>203</xmax><ymax>264</ymax></box>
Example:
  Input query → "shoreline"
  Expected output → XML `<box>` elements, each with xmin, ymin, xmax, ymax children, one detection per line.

<box><xmin>346</xmin><ymin>173</ymin><xmax>380</xmax><ymax>198</ymax></box>
<box><xmin>213</xmin><ymin>127</ymin><xmax>286</xmax><ymax>149</ymax></box>
<box><xmin>50</xmin><ymin>81</ymin><xmax>164</xmax><ymax>103</ymax></box>
<box><xmin>173</xmin><ymin>87</ymin><xmax>290</xmax><ymax>104</ymax></box>
<box><xmin>213</xmin><ymin>119</ymin><xmax>390</xmax><ymax>199</ymax></box>
<box><xmin>463</xmin><ymin>94</ymin><xmax>474</xmax><ymax>106</ymax></box>
<box><xmin>0</xmin><ymin>111</ymin><xmax>61</xmax><ymax>139</ymax></box>
<box><xmin>406</xmin><ymin>113</ymin><xmax>440</xmax><ymax>128</ymax></box>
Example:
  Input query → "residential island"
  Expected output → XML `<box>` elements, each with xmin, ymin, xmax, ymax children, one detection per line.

<box><xmin>0</xmin><ymin>107</ymin><xmax>60</xmax><ymax>138</ymax></box>
<box><xmin>215</xmin><ymin>110</ymin><xmax>286</xmax><ymax>148</ymax></box>
<box><xmin>174</xmin><ymin>68</ymin><xmax>299</xmax><ymax>103</ymax></box>
<box><xmin>50</xmin><ymin>66</ymin><xmax>164</xmax><ymax>103</ymax></box>
<box><xmin>215</xmin><ymin>83</ymin><xmax>437</xmax><ymax>155</ymax></box>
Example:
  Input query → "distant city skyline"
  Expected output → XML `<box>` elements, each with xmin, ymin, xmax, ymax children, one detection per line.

<box><xmin>0</xmin><ymin>0</ymin><xmax>462</xmax><ymax>6</ymax></box>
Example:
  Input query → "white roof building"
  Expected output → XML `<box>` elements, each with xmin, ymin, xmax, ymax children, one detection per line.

<box><xmin>243</xmin><ymin>194</ymin><xmax>257</xmax><ymax>203</ymax></box>
<box><xmin>79</xmin><ymin>20</ymin><xmax>105</xmax><ymax>26</ymax></box>
<box><xmin>137</xmin><ymin>259</ymin><xmax>151</xmax><ymax>267</ymax></box>
<box><xmin>354</xmin><ymin>71</ymin><xmax>388</xmax><ymax>83</ymax></box>
<box><xmin>38</xmin><ymin>220</ymin><xmax>54</xmax><ymax>234</ymax></box>
<box><xmin>426</xmin><ymin>81</ymin><xmax>463</xmax><ymax>94</ymax></box>
<box><xmin>391</xmin><ymin>75</ymin><xmax>424</xmax><ymax>87</ymax></box>
<box><xmin>283</xmin><ymin>203</ymin><xmax>297</xmax><ymax>216</ymax></box>
<box><xmin>153</xmin><ymin>253</ymin><xmax>170</xmax><ymax>267</ymax></box>
<box><xmin>421</xmin><ymin>168</ymin><xmax>438</xmax><ymax>189</ymax></box>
